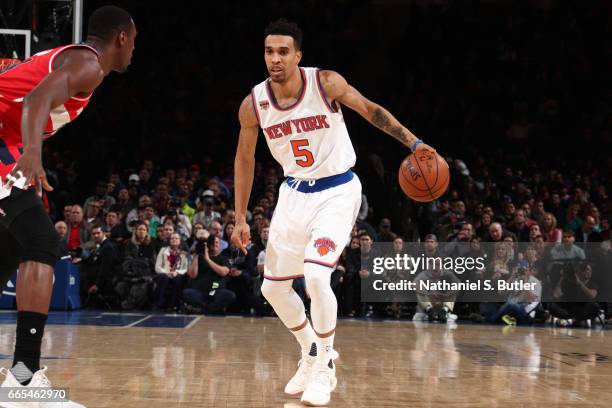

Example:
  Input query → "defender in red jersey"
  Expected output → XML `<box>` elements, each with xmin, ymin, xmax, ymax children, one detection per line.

<box><xmin>0</xmin><ymin>6</ymin><xmax>136</xmax><ymax>406</ymax></box>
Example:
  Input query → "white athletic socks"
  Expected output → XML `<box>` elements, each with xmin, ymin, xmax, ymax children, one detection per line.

<box><xmin>316</xmin><ymin>333</ymin><xmax>335</xmax><ymax>364</ymax></box>
<box><xmin>291</xmin><ymin>322</ymin><xmax>317</xmax><ymax>355</ymax></box>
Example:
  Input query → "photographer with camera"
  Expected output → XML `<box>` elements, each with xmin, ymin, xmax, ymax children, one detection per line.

<box><xmin>484</xmin><ymin>260</ymin><xmax>542</xmax><ymax>325</ymax></box>
<box><xmin>222</xmin><ymin>242</ymin><xmax>269</xmax><ymax>316</ymax></box>
<box><xmin>181</xmin><ymin>235</ymin><xmax>236</xmax><ymax>314</ymax></box>
<box><xmin>548</xmin><ymin>262</ymin><xmax>600</xmax><ymax>327</ymax></box>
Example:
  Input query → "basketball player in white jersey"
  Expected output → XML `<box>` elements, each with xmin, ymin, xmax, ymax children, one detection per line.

<box><xmin>232</xmin><ymin>19</ymin><xmax>434</xmax><ymax>406</ymax></box>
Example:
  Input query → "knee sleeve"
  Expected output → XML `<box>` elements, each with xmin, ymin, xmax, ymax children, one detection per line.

<box><xmin>9</xmin><ymin>206</ymin><xmax>58</xmax><ymax>268</ymax></box>
<box><xmin>261</xmin><ymin>279</ymin><xmax>306</xmax><ymax>328</ymax></box>
<box><xmin>304</xmin><ymin>264</ymin><xmax>337</xmax><ymax>333</ymax></box>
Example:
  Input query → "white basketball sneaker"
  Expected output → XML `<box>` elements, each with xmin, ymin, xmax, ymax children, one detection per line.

<box><xmin>285</xmin><ymin>349</ymin><xmax>339</xmax><ymax>396</ymax></box>
<box><xmin>300</xmin><ymin>360</ymin><xmax>337</xmax><ymax>407</ymax></box>
<box><xmin>0</xmin><ymin>366</ymin><xmax>86</xmax><ymax>408</ymax></box>
<box><xmin>284</xmin><ymin>355</ymin><xmax>317</xmax><ymax>396</ymax></box>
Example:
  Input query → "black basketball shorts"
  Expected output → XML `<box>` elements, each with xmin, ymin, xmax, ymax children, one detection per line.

<box><xmin>0</xmin><ymin>188</ymin><xmax>59</xmax><ymax>268</ymax></box>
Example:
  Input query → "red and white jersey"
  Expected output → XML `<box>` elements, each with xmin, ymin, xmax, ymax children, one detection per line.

<box><xmin>0</xmin><ymin>44</ymin><xmax>98</xmax><ymax>196</ymax></box>
<box><xmin>251</xmin><ymin>67</ymin><xmax>356</xmax><ymax>179</ymax></box>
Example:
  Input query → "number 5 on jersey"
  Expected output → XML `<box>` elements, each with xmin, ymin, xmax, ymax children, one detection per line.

<box><xmin>290</xmin><ymin>139</ymin><xmax>314</xmax><ymax>167</ymax></box>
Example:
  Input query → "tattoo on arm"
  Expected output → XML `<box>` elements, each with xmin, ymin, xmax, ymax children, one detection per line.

<box><xmin>371</xmin><ymin>107</ymin><xmax>410</xmax><ymax>145</ymax></box>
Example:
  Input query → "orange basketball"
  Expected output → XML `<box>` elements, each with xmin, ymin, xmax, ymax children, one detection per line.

<box><xmin>398</xmin><ymin>149</ymin><xmax>450</xmax><ymax>202</ymax></box>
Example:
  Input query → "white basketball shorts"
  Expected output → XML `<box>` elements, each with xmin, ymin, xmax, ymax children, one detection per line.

<box><xmin>264</xmin><ymin>170</ymin><xmax>362</xmax><ymax>280</ymax></box>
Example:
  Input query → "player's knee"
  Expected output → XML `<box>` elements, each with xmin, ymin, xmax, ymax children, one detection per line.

<box><xmin>304</xmin><ymin>267</ymin><xmax>332</xmax><ymax>295</ymax></box>
<box><xmin>261</xmin><ymin>279</ymin><xmax>290</xmax><ymax>302</ymax></box>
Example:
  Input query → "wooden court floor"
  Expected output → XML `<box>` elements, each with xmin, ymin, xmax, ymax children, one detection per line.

<box><xmin>0</xmin><ymin>313</ymin><xmax>610</xmax><ymax>407</ymax></box>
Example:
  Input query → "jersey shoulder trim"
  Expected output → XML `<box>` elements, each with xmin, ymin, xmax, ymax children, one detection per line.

<box><xmin>315</xmin><ymin>68</ymin><xmax>338</xmax><ymax>113</ymax></box>
<box><xmin>48</xmin><ymin>43</ymin><xmax>100</xmax><ymax>74</ymax></box>
<box><xmin>250</xmin><ymin>88</ymin><xmax>261</xmax><ymax>127</ymax></box>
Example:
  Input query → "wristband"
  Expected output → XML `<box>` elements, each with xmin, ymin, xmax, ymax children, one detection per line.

<box><xmin>410</xmin><ymin>139</ymin><xmax>423</xmax><ymax>152</ymax></box>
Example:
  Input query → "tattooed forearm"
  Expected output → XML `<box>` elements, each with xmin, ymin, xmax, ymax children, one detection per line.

<box><xmin>370</xmin><ymin>107</ymin><xmax>414</xmax><ymax>146</ymax></box>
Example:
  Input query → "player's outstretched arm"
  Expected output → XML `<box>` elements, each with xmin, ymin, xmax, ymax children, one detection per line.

<box><xmin>232</xmin><ymin>94</ymin><xmax>259</xmax><ymax>254</ymax></box>
<box><xmin>319</xmin><ymin>70</ymin><xmax>432</xmax><ymax>152</ymax></box>
<box><xmin>8</xmin><ymin>49</ymin><xmax>103</xmax><ymax>192</ymax></box>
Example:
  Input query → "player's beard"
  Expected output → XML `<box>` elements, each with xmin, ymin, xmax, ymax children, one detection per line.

<box><xmin>269</xmin><ymin>70</ymin><xmax>286</xmax><ymax>83</ymax></box>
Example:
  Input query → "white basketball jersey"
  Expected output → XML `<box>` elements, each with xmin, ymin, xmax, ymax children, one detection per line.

<box><xmin>251</xmin><ymin>67</ymin><xmax>356</xmax><ymax>179</ymax></box>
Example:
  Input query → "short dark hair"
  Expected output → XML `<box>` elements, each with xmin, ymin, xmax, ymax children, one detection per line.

<box><xmin>87</xmin><ymin>6</ymin><xmax>132</xmax><ymax>41</ymax></box>
<box><xmin>359</xmin><ymin>232</ymin><xmax>373</xmax><ymax>241</ymax></box>
<box><xmin>264</xmin><ymin>19</ymin><xmax>303</xmax><ymax>50</ymax></box>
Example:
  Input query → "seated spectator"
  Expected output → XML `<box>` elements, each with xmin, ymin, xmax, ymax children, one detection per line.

<box><xmin>161</xmin><ymin>200</ymin><xmax>192</xmax><ymax>241</ymax></box>
<box><xmin>152</xmin><ymin>183</ymin><xmax>172</xmax><ymax>215</ymax></box>
<box><xmin>192</xmin><ymin>190</ymin><xmax>221</xmax><ymax>228</ymax></box>
<box><xmin>80</xmin><ymin>225</ymin><xmax>121</xmax><ymax>307</ymax></box>
<box><xmin>116</xmin><ymin>187</ymin><xmax>134</xmax><ymax>215</ymax></box>
<box><xmin>125</xmin><ymin>195</ymin><xmax>152</xmax><ymax>230</ymax></box>
<box><xmin>532</xmin><ymin>200</ymin><xmax>546</xmax><ymax>224</ymax></box>
<box><xmin>502</xmin><ymin>201</ymin><xmax>516</xmax><ymax>225</ymax></box>
<box><xmin>84</xmin><ymin>200</ymin><xmax>104</xmax><ymax>227</ymax></box>
<box><xmin>115</xmin><ymin>221</ymin><xmax>156</xmax><ymax>310</ymax></box>
<box><xmin>177</xmin><ymin>190</ymin><xmax>196</xmax><ymax>221</ymax></box>
<box><xmin>475</xmin><ymin>213</ymin><xmax>492</xmax><ymax>239</ymax></box>
<box><xmin>104</xmin><ymin>209</ymin><xmax>130</xmax><ymax>244</ymax></box>
<box><xmin>182</xmin><ymin>235</ymin><xmax>235</xmax><ymax>314</ymax></box>
<box><xmin>208</xmin><ymin>220</ymin><xmax>229</xmax><ymax>251</ymax></box>
<box><xmin>550</xmin><ymin>230</ymin><xmax>586</xmax><ymax>261</ymax></box>
<box><xmin>520</xmin><ymin>203</ymin><xmax>538</xmax><ymax>227</ymax></box>
<box><xmin>508</xmin><ymin>209</ymin><xmax>530</xmax><ymax>242</ymax></box>
<box><xmin>222</xmin><ymin>209</ymin><xmax>236</xmax><ymax>229</ymax></box>
<box><xmin>222</xmin><ymin>243</ymin><xmax>268</xmax><ymax>315</ymax></box>
<box><xmin>489</xmin><ymin>241</ymin><xmax>512</xmax><ymax>280</ymax></box>
<box><xmin>222</xmin><ymin>222</ymin><xmax>235</xmax><ymax>244</ymax></box>
<box><xmin>62</xmin><ymin>204</ymin><xmax>72</xmax><ymax>222</ymax></box>
<box><xmin>565</xmin><ymin>203</ymin><xmax>583</xmax><ymax>231</ymax></box>
<box><xmin>412</xmin><ymin>264</ymin><xmax>461</xmax><ymax>323</ymax></box>
<box><xmin>84</xmin><ymin>180</ymin><xmax>116</xmax><ymax>212</ymax></box>
<box><xmin>377</xmin><ymin>218</ymin><xmax>397</xmax><ymax>242</ymax></box>
<box><xmin>528</xmin><ymin>224</ymin><xmax>542</xmax><ymax>242</ymax></box>
<box><xmin>574</xmin><ymin>216</ymin><xmax>602</xmax><ymax>244</ymax></box>
<box><xmin>153</xmin><ymin>233</ymin><xmax>188</xmax><ymax>310</ymax></box>
<box><xmin>485</xmin><ymin>222</ymin><xmax>504</xmax><ymax>242</ymax></box>
<box><xmin>141</xmin><ymin>204</ymin><xmax>161</xmax><ymax>238</ymax></box>
<box><xmin>549</xmin><ymin>263</ymin><xmax>600</xmax><ymax>326</ymax></box>
<box><xmin>66</xmin><ymin>205</ymin><xmax>94</xmax><ymax>257</ymax></box>
<box><xmin>152</xmin><ymin>223</ymin><xmax>168</xmax><ymax>252</ymax></box>
<box><xmin>502</xmin><ymin>234</ymin><xmax>518</xmax><ymax>262</ymax></box>
<box><xmin>541</xmin><ymin>212</ymin><xmax>562</xmax><ymax>243</ymax></box>
<box><xmin>482</xmin><ymin>261</ymin><xmax>542</xmax><ymax>325</ymax></box>
<box><xmin>54</xmin><ymin>220</ymin><xmax>69</xmax><ymax>258</ymax></box>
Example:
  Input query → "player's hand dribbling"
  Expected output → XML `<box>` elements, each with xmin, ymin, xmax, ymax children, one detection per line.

<box><xmin>232</xmin><ymin>221</ymin><xmax>251</xmax><ymax>255</ymax></box>
<box><xmin>7</xmin><ymin>150</ymin><xmax>53</xmax><ymax>196</ymax></box>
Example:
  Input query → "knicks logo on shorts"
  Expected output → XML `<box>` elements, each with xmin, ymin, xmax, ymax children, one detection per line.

<box><xmin>314</xmin><ymin>237</ymin><xmax>336</xmax><ymax>256</ymax></box>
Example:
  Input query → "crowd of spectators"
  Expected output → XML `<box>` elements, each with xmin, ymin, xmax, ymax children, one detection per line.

<box><xmin>21</xmin><ymin>1</ymin><xmax>611</xmax><ymax>326</ymax></box>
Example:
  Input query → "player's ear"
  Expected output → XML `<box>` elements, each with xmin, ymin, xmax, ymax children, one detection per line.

<box><xmin>118</xmin><ymin>31</ymin><xmax>127</xmax><ymax>46</ymax></box>
<box><xmin>295</xmin><ymin>50</ymin><xmax>302</xmax><ymax>64</ymax></box>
